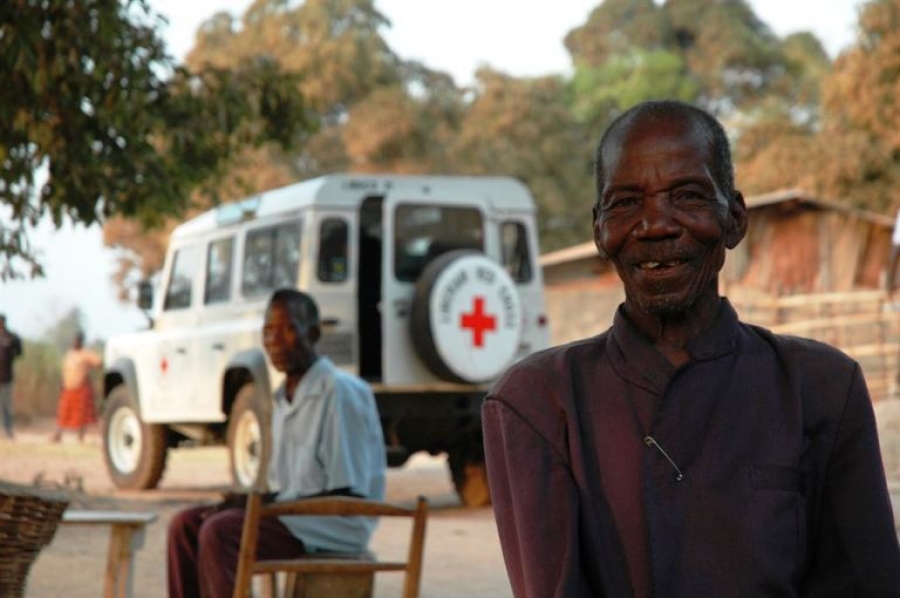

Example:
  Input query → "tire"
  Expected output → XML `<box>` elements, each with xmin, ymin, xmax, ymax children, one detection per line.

<box><xmin>448</xmin><ymin>449</ymin><xmax>492</xmax><ymax>508</ymax></box>
<box><xmin>227</xmin><ymin>383</ymin><xmax>271</xmax><ymax>490</ymax></box>
<box><xmin>102</xmin><ymin>385</ymin><xmax>167</xmax><ymax>490</ymax></box>
<box><xmin>447</xmin><ymin>422</ymin><xmax>491</xmax><ymax>507</ymax></box>
<box><xmin>410</xmin><ymin>250</ymin><xmax>523</xmax><ymax>384</ymax></box>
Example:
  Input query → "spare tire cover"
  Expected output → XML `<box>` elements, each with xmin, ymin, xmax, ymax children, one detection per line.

<box><xmin>411</xmin><ymin>250</ymin><xmax>522</xmax><ymax>384</ymax></box>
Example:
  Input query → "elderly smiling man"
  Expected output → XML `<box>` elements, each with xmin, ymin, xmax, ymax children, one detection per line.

<box><xmin>483</xmin><ymin>100</ymin><xmax>900</xmax><ymax>597</ymax></box>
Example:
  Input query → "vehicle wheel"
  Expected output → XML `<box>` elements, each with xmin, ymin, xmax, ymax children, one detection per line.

<box><xmin>410</xmin><ymin>250</ymin><xmax>523</xmax><ymax>384</ymax></box>
<box><xmin>102</xmin><ymin>385</ymin><xmax>167</xmax><ymax>490</ymax></box>
<box><xmin>448</xmin><ymin>449</ymin><xmax>492</xmax><ymax>507</ymax></box>
<box><xmin>227</xmin><ymin>383</ymin><xmax>271</xmax><ymax>490</ymax></box>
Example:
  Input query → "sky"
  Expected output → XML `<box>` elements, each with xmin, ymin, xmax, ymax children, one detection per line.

<box><xmin>0</xmin><ymin>0</ymin><xmax>865</xmax><ymax>341</ymax></box>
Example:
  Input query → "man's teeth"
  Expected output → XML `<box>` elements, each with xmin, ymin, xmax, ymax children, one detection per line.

<box><xmin>640</xmin><ymin>260</ymin><xmax>682</xmax><ymax>269</ymax></box>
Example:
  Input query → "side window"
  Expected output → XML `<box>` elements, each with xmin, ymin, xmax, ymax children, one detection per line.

<box><xmin>163</xmin><ymin>246</ymin><xmax>198</xmax><ymax>310</ymax></box>
<box><xmin>317</xmin><ymin>218</ymin><xmax>349</xmax><ymax>283</ymax></box>
<box><xmin>394</xmin><ymin>205</ymin><xmax>483</xmax><ymax>282</ymax></box>
<box><xmin>242</xmin><ymin>221</ymin><xmax>302</xmax><ymax>297</ymax></box>
<box><xmin>501</xmin><ymin>221</ymin><xmax>533</xmax><ymax>283</ymax></box>
<box><xmin>204</xmin><ymin>237</ymin><xmax>234</xmax><ymax>305</ymax></box>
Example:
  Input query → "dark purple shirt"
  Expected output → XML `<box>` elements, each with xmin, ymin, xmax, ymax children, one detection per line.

<box><xmin>483</xmin><ymin>300</ymin><xmax>900</xmax><ymax>597</ymax></box>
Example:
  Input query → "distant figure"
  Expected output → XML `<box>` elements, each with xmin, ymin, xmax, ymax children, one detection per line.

<box><xmin>166</xmin><ymin>289</ymin><xmax>386</xmax><ymax>598</ymax></box>
<box><xmin>888</xmin><ymin>206</ymin><xmax>900</xmax><ymax>293</ymax></box>
<box><xmin>0</xmin><ymin>314</ymin><xmax>23</xmax><ymax>439</ymax></box>
<box><xmin>51</xmin><ymin>331</ymin><xmax>102</xmax><ymax>443</ymax></box>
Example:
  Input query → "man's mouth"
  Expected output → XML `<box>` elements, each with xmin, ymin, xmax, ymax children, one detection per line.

<box><xmin>638</xmin><ymin>259</ymin><xmax>687</xmax><ymax>270</ymax></box>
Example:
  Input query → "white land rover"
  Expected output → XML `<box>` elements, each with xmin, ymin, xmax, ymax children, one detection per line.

<box><xmin>101</xmin><ymin>174</ymin><xmax>550</xmax><ymax>505</ymax></box>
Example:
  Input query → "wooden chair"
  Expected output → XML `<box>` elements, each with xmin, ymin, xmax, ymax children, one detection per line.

<box><xmin>233</xmin><ymin>494</ymin><xmax>428</xmax><ymax>598</ymax></box>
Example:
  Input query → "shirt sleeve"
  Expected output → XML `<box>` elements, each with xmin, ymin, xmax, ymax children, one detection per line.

<box><xmin>803</xmin><ymin>364</ymin><xmax>900</xmax><ymax>594</ymax></box>
<box><xmin>483</xmin><ymin>397</ymin><xmax>596</xmax><ymax>598</ymax></box>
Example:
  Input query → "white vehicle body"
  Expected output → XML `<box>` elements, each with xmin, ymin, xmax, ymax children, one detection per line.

<box><xmin>102</xmin><ymin>174</ymin><xmax>550</xmax><ymax>505</ymax></box>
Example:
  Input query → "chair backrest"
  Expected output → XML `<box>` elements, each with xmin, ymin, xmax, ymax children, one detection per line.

<box><xmin>233</xmin><ymin>493</ymin><xmax>428</xmax><ymax>598</ymax></box>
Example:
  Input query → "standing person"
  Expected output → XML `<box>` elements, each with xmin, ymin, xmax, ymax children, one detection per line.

<box><xmin>52</xmin><ymin>331</ymin><xmax>102</xmax><ymax>443</ymax></box>
<box><xmin>0</xmin><ymin>314</ymin><xmax>23</xmax><ymax>439</ymax></box>
<box><xmin>167</xmin><ymin>289</ymin><xmax>386</xmax><ymax>598</ymax></box>
<box><xmin>483</xmin><ymin>100</ymin><xmax>900</xmax><ymax>597</ymax></box>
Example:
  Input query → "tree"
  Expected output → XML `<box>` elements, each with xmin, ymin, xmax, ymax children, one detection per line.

<box><xmin>569</xmin><ymin>48</ymin><xmax>700</xmax><ymax>130</ymax></box>
<box><xmin>813</xmin><ymin>0</ymin><xmax>900</xmax><ymax>211</ymax></box>
<box><xmin>452</xmin><ymin>69</ymin><xmax>593</xmax><ymax>250</ymax></box>
<box><xmin>564</xmin><ymin>0</ymin><xmax>827</xmax><ymax>122</ymax></box>
<box><xmin>563</xmin><ymin>0</ymin><xmax>833</xmax><ymax>212</ymax></box>
<box><xmin>0</xmin><ymin>0</ymin><xmax>313</xmax><ymax>280</ymax></box>
<box><xmin>103</xmin><ymin>0</ymin><xmax>469</xmax><ymax>283</ymax></box>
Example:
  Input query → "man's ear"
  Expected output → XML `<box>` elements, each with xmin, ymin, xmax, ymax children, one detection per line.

<box><xmin>307</xmin><ymin>324</ymin><xmax>321</xmax><ymax>345</ymax></box>
<box><xmin>725</xmin><ymin>191</ymin><xmax>748</xmax><ymax>249</ymax></box>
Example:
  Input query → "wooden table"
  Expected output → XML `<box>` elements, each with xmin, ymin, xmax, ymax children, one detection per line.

<box><xmin>60</xmin><ymin>510</ymin><xmax>159</xmax><ymax>598</ymax></box>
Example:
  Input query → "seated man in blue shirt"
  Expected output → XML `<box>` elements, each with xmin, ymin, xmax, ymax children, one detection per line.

<box><xmin>167</xmin><ymin>289</ymin><xmax>386</xmax><ymax>598</ymax></box>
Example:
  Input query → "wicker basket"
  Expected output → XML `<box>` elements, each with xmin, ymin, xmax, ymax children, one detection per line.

<box><xmin>0</xmin><ymin>480</ymin><xmax>69</xmax><ymax>598</ymax></box>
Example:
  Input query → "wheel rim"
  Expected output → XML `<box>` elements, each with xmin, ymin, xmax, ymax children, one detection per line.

<box><xmin>108</xmin><ymin>405</ymin><xmax>142</xmax><ymax>474</ymax></box>
<box><xmin>233</xmin><ymin>410</ymin><xmax>261</xmax><ymax>487</ymax></box>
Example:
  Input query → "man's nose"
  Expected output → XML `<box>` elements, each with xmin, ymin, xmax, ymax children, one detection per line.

<box><xmin>634</xmin><ymin>194</ymin><xmax>680</xmax><ymax>239</ymax></box>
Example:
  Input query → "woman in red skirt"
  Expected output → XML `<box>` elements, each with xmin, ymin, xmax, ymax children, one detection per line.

<box><xmin>52</xmin><ymin>331</ymin><xmax>102</xmax><ymax>443</ymax></box>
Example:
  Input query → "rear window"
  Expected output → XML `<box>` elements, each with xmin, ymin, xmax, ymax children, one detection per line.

<box><xmin>241</xmin><ymin>221</ymin><xmax>302</xmax><ymax>297</ymax></box>
<box><xmin>394</xmin><ymin>205</ymin><xmax>483</xmax><ymax>282</ymax></box>
<box><xmin>501</xmin><ymin>221</ymin><xmax>533</xmax><ymax>283</ymax></box>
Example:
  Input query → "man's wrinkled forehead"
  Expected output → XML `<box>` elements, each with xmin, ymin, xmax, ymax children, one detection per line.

<box><xmin>600</xmin><ymin>111</ymin><xmax>713</xmax><ymax>177</ymax></box>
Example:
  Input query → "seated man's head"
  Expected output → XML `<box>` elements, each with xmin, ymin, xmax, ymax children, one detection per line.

<box><xmin>592</xmin><ymin>100</ymin><xmax>748</xmax><ymax>320</ymax></box>
<box><xmin>263</xmin><ymin>289</ymin><xmax>320</xmax><ymax>376</ymax></box>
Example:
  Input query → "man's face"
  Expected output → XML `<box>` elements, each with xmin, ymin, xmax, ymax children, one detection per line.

<box><xmin>262</xmin><ymin>301</ymin><xmax>317</xmax><ymax>375</ymax></box>
<box><xmin>593</xmin><ymin>115</ymin><xmax>746</xmax><ymax>317</ymax></box>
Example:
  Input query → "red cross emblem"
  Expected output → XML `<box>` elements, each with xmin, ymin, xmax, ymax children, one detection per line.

<box><xmin>460</xmin><ymin>296</ymin><xmax>497</xmax><ymax>348</ymax></box>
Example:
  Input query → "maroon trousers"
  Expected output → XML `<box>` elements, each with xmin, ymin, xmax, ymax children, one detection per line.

<box><xmin>167</xmin><ymin>505</ymin><xmax>306</xmax><ymax>598</ymax></box>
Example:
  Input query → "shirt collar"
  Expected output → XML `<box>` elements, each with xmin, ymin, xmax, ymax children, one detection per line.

<box><xmin>274</xmin><ymin>356</ymin><xmax>335</xmax><ymax>408</ymax></box>
<box><xmin>608</xmin><ymin>298</ymin><xmax>739</xmax><ymax>392</ymax></box>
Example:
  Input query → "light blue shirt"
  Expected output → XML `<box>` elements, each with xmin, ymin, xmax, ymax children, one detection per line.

<box><xmin>268</xmin><ymin>356</ymin><xmax>386</xmax><ymax>552</ymax></box>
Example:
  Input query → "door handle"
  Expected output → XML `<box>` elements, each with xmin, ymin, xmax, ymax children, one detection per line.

<box><xmin>175</xmin><ymin>347</ymin><xmax>187</xmax><ymax>354</ymax></box>
<box><xmin>212</xmin><ymin>343</ymin><xmax>225</xmax><ymax>351</ymax></box>
<box><xmin>321</xmin><ymin>317</ymin><xmax>340</xmax><ymax>328</ymax></box>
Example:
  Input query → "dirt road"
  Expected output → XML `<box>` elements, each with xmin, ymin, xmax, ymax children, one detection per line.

<box><xmin>9</xmin><ymin>408</ymin><xmax>900</xmax><ymax>598</ymax></box>
<box><xmin>0</xmin><ymin>421</ymin><xmax>513</xmax><ymax>598</ymax></box>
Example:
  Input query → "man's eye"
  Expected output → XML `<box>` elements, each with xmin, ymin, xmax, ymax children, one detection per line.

<box><xmin>606</xmin><ymin>196</ymin><xmax>640</xmax><ymax>210</ymax></box>
<box><xmin>671</xmin><ymin>189</ymin><xmax>710</xmax><ymax>203</ymax></box>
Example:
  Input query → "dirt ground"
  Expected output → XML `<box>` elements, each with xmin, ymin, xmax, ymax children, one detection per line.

<box><xmin>6</xmin><ymin>407</ymin><xmax>900</xmax><ymax>598</ymax></box>
<box><xmin>0</xmin><ymin>419</ymin><xmax>513</xmax><ymax>598</ymax></box>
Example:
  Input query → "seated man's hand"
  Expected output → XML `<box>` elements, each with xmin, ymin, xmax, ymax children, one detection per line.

<box><xmin>199</xmin><ymin>491</ymin><xmax>248</xmax><ymax>519</ymax></box>
<box><xmin>199</xmin><ymin>491</ymin><xmax>280</xmax><ymax>519</ymax></box>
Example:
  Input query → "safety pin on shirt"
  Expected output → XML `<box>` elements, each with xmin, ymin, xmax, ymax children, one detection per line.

<box><xmin>644</xmin><ymin>436</ymin><xmax>684</xmax><ymax>482</ymax></box>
